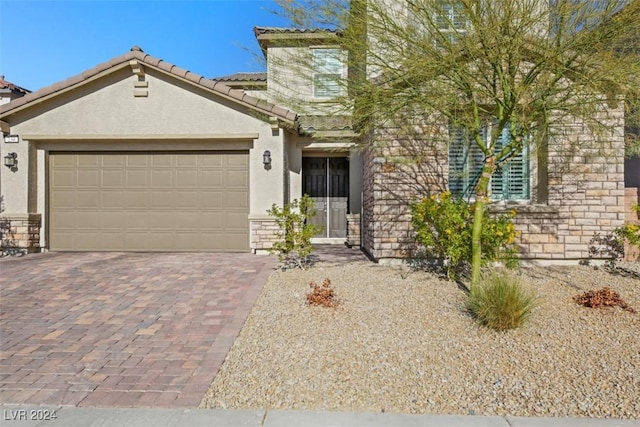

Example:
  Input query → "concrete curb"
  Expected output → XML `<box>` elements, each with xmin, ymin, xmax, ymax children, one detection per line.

<box><xmin>1</xmin><ymin>406</ymin><xmax>638</xmax><ymax>427</ymax></box>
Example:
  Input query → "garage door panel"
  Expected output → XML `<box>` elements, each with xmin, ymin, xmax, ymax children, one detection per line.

<box><xmin>51</xmin><ymin>212</ymin><xmax>76</xmax><ymax>228</ymax></box>
<box><xmin>126</xmin><ymin>170</ymin><xmax>149</xmax><ymax>187</ymax></box>
<box><xmin>78</xmin><ymin>155</ymin><xmax>100</xmax><ymax>167</ymax></box>
<box><xmin>76</xmin><ymin>192</ymin><xmax>99</xmax><ymax>208</ymax></box>
<box><xmin>226</xmin><ymin>212</ymin><xmax>249</xmax><ymax>229</ymax></box>
<box><xmin>78</xmin><ymin>170</ymin><xmax>99</xmax><ymax>187</ymax></box>
<box><xmin>151</xmin><ymin>192</ymin><xmax>173</xmax><ymax>208</ymax></box>
<box><xmin>151</xmin><ymin>170</ymin><xmax>173</xmax><ymax>187</ymax></box>
<box><xmin>226</xmin><ymin>191</ymin><xmax>249</xmax><ymax>208</ymax></box>
<box><xmin>177</xmin><ymin>155</ymin><xmax>198</xmax><ymax>167</ymax></box>
<box><xmin>174</xmin><ymin>212</ymin><xmax>198</xmax><ymax>229</ymax></box>
<box><xmin>200</xmin><ymin>170</ymin><xmax>223</xmax><ymax>187</ymax></box>
<box><xmin>99</xmin><ymin>234</ymin><xmax>126</xmax><ymax>251</ymax></box>
<box><xmin>76</xmin><ymin>212</ymin><xmax>100</xmax><ymax>229</ymax></box>
<box><xmin>125</xmin><ymin>191</ymin><xmax>148</xmax><ymax>209</ymax></box>
<box><xmin>175</xmin><ymin>191</ymin><xmax>198</xmax><ymax>208</ymax></box>
<box><xmin>227</xmin><ymin>155</ymin><xmax>249</xmax><ymax>167</ymax></box>
<box><xmin>200</xmin><ymin>212</ymin><xmax>223</xmax><ymax>228</ymax></box>
<box><xmin>50</xmin><ymin>151</ymin><xmax>249</xmax><ymax>251</ymax></box>
<box><xmin>51</xmin><ymin>154</ymin><xmax>75</xmax><ymax>167</ymax></box>
<box><xmin>51</xmin><ymin>191</ymin><xmax>75</xmax><ymax>208</ymax></box>
<box><xmin>101</xmin><ymin>212</ymin><xmax>127</xmax><ymax>229</ymax></box>
<box><xmin>102</xmin><ymin>192</ymin><xmax>124</xmax><ymax>208</ymax></box>
<box><xmin>177</xmin><ymin>170</ymin><xmax>198</xmax><ymax>187</ymax></box>
<box><xmin>199</xmin><ymin>191</ymin><xmax>223</xmax><ymax>208</ymax></box>
<box><xmin>227</xmin><ymin>170</ymin><xmax>248</xmax><ymax>187</ymax></box>
<box><xmin>102</xmin><ymin>171</ymin><xmax>124</xmax><ymax>187</ymax></box>
<box><xmin>51</xmin><ymin>170</ymin><xmax>76</xmax><ymax>187</ymax></box>
<box><xmin>147</xmin><ymin>211</ymin><xmax>175</xmax><ymax>229</ymax></box>
<box><xmin>102</xmin><ymin>156</ymin><xmax>125</xmax><ymax>167</ymax></box>
<box><xmin>152</xmin><ymin>155</ymin><xmax>173</xmax><ymax>167</ymax></box>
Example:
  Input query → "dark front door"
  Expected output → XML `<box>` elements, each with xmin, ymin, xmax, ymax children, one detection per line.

<box><xmin>302</xmin><ymin>157</ymin><xmax>349</xmax><ymax>238</ymax></box>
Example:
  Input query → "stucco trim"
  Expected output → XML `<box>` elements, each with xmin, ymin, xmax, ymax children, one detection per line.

<box><xmin>0</xmin><ymin>120</ymin><xmax>9</xmax><ymax>133</ymax></box>
<box><xmin>22</xmin><ymin>133</ymin><xmax>260</xmax><ymax>141</ymax></box>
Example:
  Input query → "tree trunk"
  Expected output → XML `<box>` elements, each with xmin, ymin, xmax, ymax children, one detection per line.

<box><xmin>471</xmin><ymin>155</ymin><xmax>497</xmax><ymax>286</ymax></box>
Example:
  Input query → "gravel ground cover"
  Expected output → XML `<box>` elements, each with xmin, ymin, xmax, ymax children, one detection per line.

<box><xmin>201</xmin><ymin>261</ymin><xmax>640</xmax><ymax>419</ymax></box>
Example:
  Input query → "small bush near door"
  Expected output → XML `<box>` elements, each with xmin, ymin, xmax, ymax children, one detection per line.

<box><xmin>267</xmin><ymin>194</ymin><xmax>323</xmax><ymax>269</ymax></box>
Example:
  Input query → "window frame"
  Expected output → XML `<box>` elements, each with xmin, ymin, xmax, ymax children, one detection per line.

<box><xmin>448</xmin><ymin>122</ymin><xmax>531</xmax><ymax>201</ymax></box>
<box><xmin>312</xmin><ymin>48</ymin><xmax>345</xmax><ymax>99</ymax></box>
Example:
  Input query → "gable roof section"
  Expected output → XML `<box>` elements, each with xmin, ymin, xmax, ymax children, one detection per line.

<box><xmin>254</xmin><ymin>27</ymin><xmax>340</xmax><ymax>53</ymax></box>
<box><xmin>0</xmin><ymin>47</ymin><xmax>297</xmax><ymax>125</ymax></box>
<box><xmin>0</xmin><ymin>76</ymin><xmax>31</xmax><ymax>95</ymax></box>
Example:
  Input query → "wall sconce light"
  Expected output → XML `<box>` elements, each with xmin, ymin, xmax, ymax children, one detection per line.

<box><xmin>3</xmin><ymin>134</ymin><xmax>19</xmax><ymax>143</ymax></box>
<box><xmin>4</xmin><ymin>152</ymin><xmax>17</xmax><ymax>169</ymax></box>
<box><xmin>262</xmin><ymin>150</ymin><xmax>272</xmax><ymax>168</ymax></box>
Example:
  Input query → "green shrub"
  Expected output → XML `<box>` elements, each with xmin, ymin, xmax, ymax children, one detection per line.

<box><xmin>267</xmin><ymin>194</ymin><xmax>323</xmax><ymax>269</ymax></box>
<box><xmin>410</xmin><ymin>192</ymin><xmax>518</xmax><ymax>279</ymax></box>
<box><xmin>466</xmin><ymin>270</ymin><xmax>538</xmax><ymax>331</ymax></box>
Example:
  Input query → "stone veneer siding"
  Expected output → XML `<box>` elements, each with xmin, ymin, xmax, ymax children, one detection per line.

<box><xmin>361</xmin><ymin>112</ymin><xmax>626</xmax><ymax>263</ymax></box>
<box><xmin>250</xmin><ymin>218</ymin><xmax>280</xmax><ymax>254</ymax></box>
<box><xmin>0</xmin><ymin>214</ymin><xmax>41</xmax><ymax>254</ymax></box>
<box><xmin>346</xmin><ymin>213</ymin><xmax>361</xmax><ymax>247</ymax></box>
<box><xmin>361</xmin><ymin>128</ymin><xmax>448</xmax><ymax>261</ymax></box>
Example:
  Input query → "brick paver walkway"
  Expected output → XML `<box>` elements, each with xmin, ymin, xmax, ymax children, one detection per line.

<box><xmin>0</xmin><ymin>252</ymin><xmax>276</xmax><ymax>408</ymax></box>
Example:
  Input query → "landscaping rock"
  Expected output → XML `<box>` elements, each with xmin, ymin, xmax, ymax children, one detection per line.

<box><xmin>200</xmin><ymin>263</ymin><xmax>640</xmax><ymax>419</ymax></box>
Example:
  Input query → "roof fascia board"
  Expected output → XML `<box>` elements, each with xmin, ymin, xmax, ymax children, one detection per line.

<box><xmin>1</xmin><ymin>59</ymin><xmax>296</xmax><ymax>128</ymax></box>
<box><xmin>142</xmin><ymin>65</ymin><xmax>294</xmax><ymax>126</ymax></box>
<box><xmin>0</xmin><ymin>62</ymin><xmax>131</xmax><ymax>118</ymax></box>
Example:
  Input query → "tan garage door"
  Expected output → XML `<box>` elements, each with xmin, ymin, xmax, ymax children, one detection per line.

<box><xmin>49</xmin><ymin>151</ymin><xmax>249</xmax><ymax>251</ymax></box>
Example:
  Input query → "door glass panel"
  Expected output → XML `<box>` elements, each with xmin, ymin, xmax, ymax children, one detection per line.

<box><xmin>302</xmin><ymin>158</ymin><xmax>327</xmax><ymax>238</ymax></box>
<box><xmin>302</xmin><ymin>157</ymin><xmax>349</xmax><ymax>238</ymax></box>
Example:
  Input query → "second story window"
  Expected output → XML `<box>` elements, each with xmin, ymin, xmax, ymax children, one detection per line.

<box><xmin>435</xmin><ymin>1</ymin><xmax>466</xmax><ymax>32</ymax></box>
<box><xmin>313</xmin><ymin>48</ymin><xmax>343</xmax><ymax>99</ymax></box>
<box><xmin>408</xmin><ymin>1</ymin><xmax>467</xmax><ymax>44</ymax></box>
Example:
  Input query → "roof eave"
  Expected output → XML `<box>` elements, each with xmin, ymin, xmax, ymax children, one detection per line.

<box><xmin>0</xmin><ymin>50</ymin><xmax>298</xmax><ymax>126</ymax></box>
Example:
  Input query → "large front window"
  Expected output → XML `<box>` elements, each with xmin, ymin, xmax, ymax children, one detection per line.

<box><xmin>448</xmin><ymin>123</ymin><xmax>530</xmax><ymax>201</ymax></box>
<box><xmin>313</xmin><ymin>48</ymin><xmax>344</xmax><ymax>98</ymax></box>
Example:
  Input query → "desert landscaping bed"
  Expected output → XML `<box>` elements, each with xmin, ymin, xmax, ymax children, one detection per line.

<box><xmin>201</xmin><ymin>261</ymin><xmax>640</xmax><ymax>419</ymax></box>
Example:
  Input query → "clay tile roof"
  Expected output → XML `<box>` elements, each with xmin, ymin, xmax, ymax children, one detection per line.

<box><xmin>0</xmin><ymin>47</ymin><xmax>297</xmax><ymax>126</ymax></box>
<box><xmin>253</xmin><ymin>27</ymin><xmax>339</xmax><ymax>36</ymax></box>
<box><xmin>297</xmin><ymin>115</ymin><xmax>354</xmax><ymax>136</ymax></box>
<box><xmin>0</xmin><ymin>76</ymin><xmax>31</xmax><ymax>95</ymax></box>
<box><xmin>212</xmin><ymin>72</ymin><xmax>267</xmax><ymax>82</ymax></box>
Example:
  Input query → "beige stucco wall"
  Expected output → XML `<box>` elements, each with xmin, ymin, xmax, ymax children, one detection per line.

<box><xmin>266</xmin><ymin>45</ymin><xmax>347</xmax><ymax>117</ymax></box>
<box><xmin>0</xmin><ymin>67</ymin><xmax>287</xmax><ymax>249</ymax></box>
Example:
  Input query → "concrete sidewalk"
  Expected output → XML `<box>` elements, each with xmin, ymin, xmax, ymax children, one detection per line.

<box><xmin>1</xmin><ymin>406</ymin><xmax>637</xmax><ymax>426</ymax></box>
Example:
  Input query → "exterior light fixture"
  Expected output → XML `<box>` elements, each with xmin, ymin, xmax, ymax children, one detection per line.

<box><xmin>4</xmin><ymin>152</ymin><xmax>17</xmax><ymax>169</ymax></box>
<box><xmin>3</xmin><ymin>135</ymin><xmax>19</xmax><ymax>144</ymax></box>
<box><xmin>263</xmin><ymin>150</ymin><xmax>272</xmax><ymax>167</ymax></box>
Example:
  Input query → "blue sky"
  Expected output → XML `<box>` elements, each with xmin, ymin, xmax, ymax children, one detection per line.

<box><xmin>0</xmin><ymin>0</ymin><xmax>290</xmax><ymax>91</ymax></box>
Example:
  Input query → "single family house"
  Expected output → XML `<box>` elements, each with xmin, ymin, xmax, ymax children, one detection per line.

<box><xmin>0</xmin><ymin>2</ymin><xmax>636</xmax><ymax>263</ymax></box>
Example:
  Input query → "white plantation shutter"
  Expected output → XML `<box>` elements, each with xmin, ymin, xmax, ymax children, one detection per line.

<box><xmin>313</xmin><ymin>49</ymin><xmax>343</xmax><ymax>98</ymax></box>
<box><xmin>492</xmin><ymin>125</ymin><xmax>530</xmax><ymax>200</ymax></box>
<box><xmin>449</xmin><ymin>123</ymin><xmax>530</xmax><ymax>200</ymax></box>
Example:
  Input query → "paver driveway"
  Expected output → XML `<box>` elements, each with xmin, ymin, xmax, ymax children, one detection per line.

<box><xmin>0</xmin><ymin>252</ymin><xmax>276</xmax><ymax>408</ymax></box>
